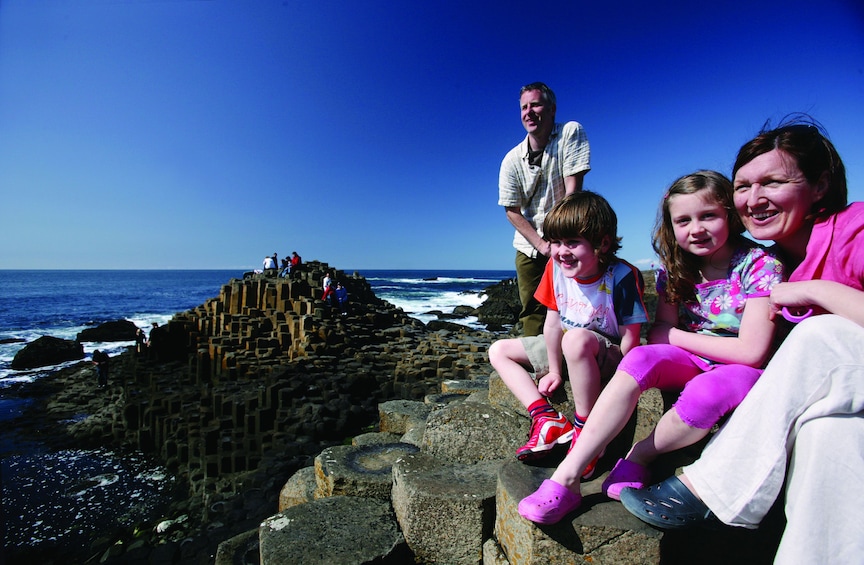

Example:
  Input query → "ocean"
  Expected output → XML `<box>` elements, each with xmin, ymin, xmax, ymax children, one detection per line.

<box><xmin>0</xmin><ymin>268</ymin><xmax>514</xmax><ymax>557</ymax></box>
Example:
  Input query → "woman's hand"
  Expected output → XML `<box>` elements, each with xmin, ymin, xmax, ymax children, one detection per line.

<box><xmin>769</xmin><ymin>280</ymin><xmax>864</xmax><ymax>327</ymax></box>
<box><xmin>768</xmin><ymin>281</ymin><xmax>819</xmax><ymax>320</ymax></box>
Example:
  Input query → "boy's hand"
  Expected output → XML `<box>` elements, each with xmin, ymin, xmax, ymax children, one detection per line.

<box><xmin>537</xmin><ymin>372</ymin><xmax>563</xmax><ymax>396</ymax></box>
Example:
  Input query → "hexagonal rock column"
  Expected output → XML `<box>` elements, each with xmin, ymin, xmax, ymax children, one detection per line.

<box><xmin>214</xmin><ymin>529</ymin><xmax>259</xmax><ymax>565</ymax></box>
<box><xmin>259</xmin><ymin>496</ymin><xmax>410</xmax><ymax>564</ymax></box>
<box><xmin>378</xmin><ymin>399</ymin><xmax>431</xmax><ymax>435</ymax></box>
<box><xmin>391</xmin><ymin>451</ymin><xmax>500</xmax><ymax>565</ymax></box>
<box><xmin>315</xmin><ymin>442</ymin><xmax>420</xmax><ymax>499</ymax></box>
<box><xmin>441</xmin><ymin>378</ymin><xmax>489</xmax><ymax>396</ymax></box>
<box><xmin>421</xmin><ymin>400</ymin><xmax>525</xmax><ymax>464</ymax></box>
<box><xmin>278</xmin><ymin>466</ymin><xmax>316</xmax><ymax>512</ymax></box>
<box><xmin>494</xmin><ymin>460</ymin><xmax>661</xmax><ymax>565</ymax></box>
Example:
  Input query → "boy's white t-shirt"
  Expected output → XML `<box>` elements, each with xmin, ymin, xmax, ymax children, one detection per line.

<box><xmin>534</xmin><ymin>258</ymin><xmax>648</xmax><ymax>342</ymax></box>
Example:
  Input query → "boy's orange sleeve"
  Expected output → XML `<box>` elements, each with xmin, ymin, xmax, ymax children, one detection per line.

<box><xmin>533</xmin><ymin>260</ymin><xmax>558</xmax><ymax>311</ymax></box>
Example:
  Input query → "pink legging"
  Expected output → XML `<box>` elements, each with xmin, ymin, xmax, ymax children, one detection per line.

<box><xmin>617</xmin><ymin>344</ymin><xmax>763</xmax><ymax>429</ymax></box>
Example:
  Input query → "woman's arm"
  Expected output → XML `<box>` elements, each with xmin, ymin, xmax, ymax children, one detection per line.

<box><xmin>769</xmin><ymin>280</ymin><xmax>864</xmax><ymax>328</ymax></box>
<box><xmin>666</xmin><ymin>296</ymin><xmax>777</xmax><ymax>367</ymax></box>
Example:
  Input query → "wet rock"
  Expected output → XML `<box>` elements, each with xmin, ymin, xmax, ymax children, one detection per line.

<box><xmin>11</xmin><ymin>335</ymin><xmax>85</xmax><ymax>369</ymax></box>
<box><xmin>475</xmin><ymin>278</ymin><xmax>520</xmax><ymax>327</ymax></box>
<box><xmin>77</xmin><ymin>319</ymin><xmax>140</xmax><ymax>342</ymax></box>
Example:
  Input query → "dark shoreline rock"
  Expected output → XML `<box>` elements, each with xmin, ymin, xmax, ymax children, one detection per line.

<box><xmin>76</xmin><ymin>319</ymin><xmax>140</xmax><ymax>342</ymax></box>
<box><xmin>10</xmin><ymin>335</ymin><xmax>84</xmax><ymax>369</ymax></box>
<box><xmin>0</xmin><ymin>337</ymin><xmax>26</xmax><ymax>345</ymax></box>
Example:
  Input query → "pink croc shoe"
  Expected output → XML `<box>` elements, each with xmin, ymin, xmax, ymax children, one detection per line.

<box><xmin>518</xmin><ymin>479</ymin><xmax>582</xmax><ymax>525</ymax></box>
<box><xmin>602</xmin><ymin>458</ymin><xmax>651</xmax><ymax>501</ymax></box>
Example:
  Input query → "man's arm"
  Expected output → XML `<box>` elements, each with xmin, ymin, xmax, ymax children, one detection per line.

<box><xmin>505</xmin><ymin>206</ymin><xmax>551</xmax><ymax>257</ymax></box>
<box><xmin>563</xmin><ymin>172</ymin><xmax>586</xmax><ymax>195</ymax></box>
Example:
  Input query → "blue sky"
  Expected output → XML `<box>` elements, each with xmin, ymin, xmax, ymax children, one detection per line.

<box><xmin>1</xmin><ymin>0</ymin><xmax>862</xmax><ymax>272</ymax></box>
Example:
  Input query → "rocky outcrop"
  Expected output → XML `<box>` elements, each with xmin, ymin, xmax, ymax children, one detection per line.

<box><xmin>475</xmin><ymin>277</ymin><xmax>521</xmax><ymax>329</ymax></box>
<box><xmin>11</xmin><ymin>335</ymin><xmax>84</xmax><ymax>369</ymax></box>
<box><xmin>33</xmin><ymin>261</ymin><xmax>501</xmax><ymax>563</ymax></box>
<box><xmin>76</xmin><ymin>319</ymin><xmax>140</xmax><ymax>342</ymax></box>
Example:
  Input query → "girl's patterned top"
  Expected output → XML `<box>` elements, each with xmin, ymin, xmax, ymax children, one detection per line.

<box><xmin>658</xmin><ymin>243</ymin><xmax>784</xmax><ymax>338</ymax></box>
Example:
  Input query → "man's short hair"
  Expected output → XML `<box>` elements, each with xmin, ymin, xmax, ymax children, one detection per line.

<box><xmin>520</xmin><ymin>82</ymin><xmax>556</xmax><ymax>108</ymax></box>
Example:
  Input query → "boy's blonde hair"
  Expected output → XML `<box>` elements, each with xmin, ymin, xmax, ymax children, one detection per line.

<box><xmin>543</xmin><ymin>191</ymin><xmax>622</xmax><ymax>268</ymax></box>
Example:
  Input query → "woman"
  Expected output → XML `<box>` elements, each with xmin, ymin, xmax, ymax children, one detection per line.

<box><xmin>620</xmin><ymin>119</ymin><xmax>864</xmax><ymax>564</ymax></box>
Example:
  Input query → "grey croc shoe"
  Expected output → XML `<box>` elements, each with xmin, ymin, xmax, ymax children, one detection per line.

<box><xmin>619</xmin><ymin>476</ymin><xmax>720</xmax><ymax>530</ymax></box>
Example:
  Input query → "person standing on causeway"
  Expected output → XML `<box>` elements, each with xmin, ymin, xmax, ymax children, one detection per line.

<box><xmin>498</xmin><ymin>82</ymin><xmax>591</xmax><ymax>336</ymax></box>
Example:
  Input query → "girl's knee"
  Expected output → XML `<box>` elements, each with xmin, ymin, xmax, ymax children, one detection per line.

<box><xmin>609</xmin><ymin>369</ymin><xmax>642</xmax><ymax>393</ymax></box>
<box><xmin>675</xmin><ymin>382</ymin><xmax>745</xmax><ymax>429</ymax></box>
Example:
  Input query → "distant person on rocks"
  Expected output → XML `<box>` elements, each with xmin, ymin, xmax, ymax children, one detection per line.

<box><xmin>335</xmin><ymin>282</ymin><xmax>349</xmax><ymax>316</ymax></box>
<box><xmin>279</xmin><ymin>257</ymin><xmax>291</xmax><ymax>277</ymax></box>
<box><xmin>321</xmin><ymin>271</ymin><xmax>334</xmax><ymax>305</ymax></box>
<box><xmin>135</xmin><ymin>327</ymin><xmax>147</xmax><ymax>357</ymax></box>
<box><xmin>148</xmin><ymin>322</ymin><xmax>164</xmax><ymax>360</ymax></box>
<box><xmin>499</xmin><ymin>81</ymin><xmax>591</xmax><ymax>336</ymax></box>
<box><xmin>488</xmin><ymin>191</ymin><xmax>647</xmax><ymax>474</ymax></box>
<box><xmin>263</xmin><ymin>255</ymin><xmax>277</xmax><ymax>270</ymax></box>
<box><xmin>290</xmin><ymin>251</ymin><xmax>302</xmax><ymax>272</ymax></box>
<box><xmin>92</xmin><ymin>349</ymin><xmax>110</xmax><ymax>387</ymax></box>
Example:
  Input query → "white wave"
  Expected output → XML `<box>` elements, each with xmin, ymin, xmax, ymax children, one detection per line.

<box><xmin>379</xmin><ymin>289</ymin><xmax>484</xmax><ymax>315</ymax></box>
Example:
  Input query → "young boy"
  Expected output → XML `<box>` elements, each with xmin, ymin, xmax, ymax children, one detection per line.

<box><xmin>489</xmin><ymin>191</ymin><xmax>648</xmax><ymax>477</ymax></box>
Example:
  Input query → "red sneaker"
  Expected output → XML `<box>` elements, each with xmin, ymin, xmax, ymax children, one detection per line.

<box><xmin>516</xmin><ymin>413</ymin><xmax>575</xmax><ymax>461</ymax></box>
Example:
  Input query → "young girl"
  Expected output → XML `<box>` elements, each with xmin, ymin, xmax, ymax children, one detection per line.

<box><xmin>518</xmin><ymin>171</ymin><xmax>784</xmax><ymax>525</ymax></box>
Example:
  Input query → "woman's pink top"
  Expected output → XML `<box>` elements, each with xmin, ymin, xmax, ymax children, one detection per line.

<box><xmin>789</xmin><ymin>202</ymin><xmax>864</xmax><ymax>289</ymax></box>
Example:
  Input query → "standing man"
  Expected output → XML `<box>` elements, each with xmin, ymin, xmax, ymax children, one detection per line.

<box><xmin>498</xmin><ymin>82</ymin><xmax>591</xmax><ymax>336</ymax></box>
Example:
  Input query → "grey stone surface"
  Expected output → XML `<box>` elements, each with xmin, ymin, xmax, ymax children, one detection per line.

<box><xmin>259</xmin><ymin>496</ymin><xmax>409</xmax><ymax>565</ymax></box>
<box><xmin>441</xmin><ymin>379</ymin><xmax>490</xmax><ymax>395</ymax></box>
<box><xmin>400</xmin><ymin>425</ymin><xmax>425</xmax><ymax>447</ymax></box>
<box><xmin>482</xmin><ymin>537</ymin><xmax>510</xmax><ymax>565</ymax></box>
<box><xmin>421</xmin><ymin>399</ymin><xmax>525</xmax><ymax>464</ymax></box>
<box><xmin>391</xmin><ymin>451</ymin><xmax>500</xmax><ymax>564</ymax></box>
<box><xmin>278</xmin><ymin>466</ymin><xmax>316</xmax><ymax>512</ymax></box>
<box><xmin>351</xmin><ymin>431</ymin><xmax>403</xmax><ymax>446</ymax></box>
<box><xmin>424</xmin><ymin>391</ymin><xmax>470</xmax><ymax>409</ymax></box>
<box><xmin>315</xmin><ymin>442</ymin><xmax>419</xmax><ymax>499</ymax></box>
<box><xmin>214</xmin><ymin>528</ymin><xmax>259</xmax><ymax>565</ymax></box>
<box><xmin>378</xmin><ymin>399</ymin><xmax>431</xmax><ymax>434</ymax></box>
